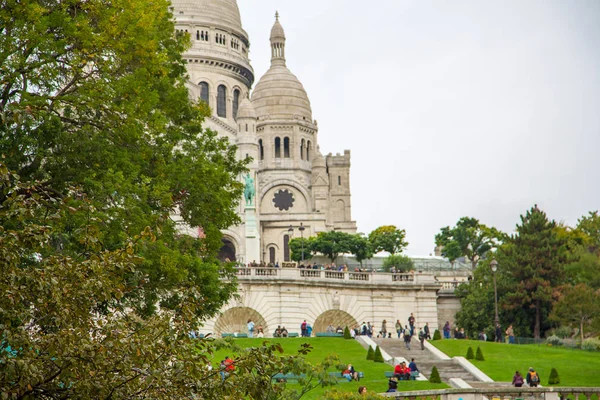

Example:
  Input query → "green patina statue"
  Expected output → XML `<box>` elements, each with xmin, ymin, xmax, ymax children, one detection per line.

<box><xmin>244</xmin><ymin>173</ymin><xmax>255</xmax><ymax>206</ymax></box>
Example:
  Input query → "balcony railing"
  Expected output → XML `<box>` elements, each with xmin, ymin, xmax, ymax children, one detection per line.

<box><xmin>231</xmin><ymin>267</ymin><xmax>439</xmax><ymax>285</ymax></box>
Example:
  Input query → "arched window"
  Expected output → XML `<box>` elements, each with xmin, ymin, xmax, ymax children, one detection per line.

<box><xmin>196</xmin><ymin>31</ymin><xmax>200</xmax><ymax>40</ymax></box>
<box><xmin>300</xmin><ymin>139</ymin><xmax>305</xmax><ymax>160</ymax></box>
<box><xmin>307</xmin><ymin>141</ymin><xmax>311</xmax><ymax>161</ymax></box>
<box><xmin>245</xmin><ymin>124</ymin><xmax>248</xmax><ymax>132</ymax></box>
<box><xmin>259</xmin><ymin>139</ymin><xmax>264</xmax><ymax>160</ymax></box>
<box><xmin>199</xmin><ymin>82</ymin><xmax>209</xmax><ymax>104</ymax></box>
<box><xmin>232</xmin><ymin>89</ymin><xmax>240</xmax><ymax>120</ymax></box>
<box><xmin>217</xmin><ymin>85</ymin><xmax>227</xmax><ymax>118</ymax></box>
<box><xmin>275</xmin><ymin>137</ymin><xmax>281</xmax><ymax>158</ymax></box>
<box><xmin>283</xmin><ymin>137</ymin><xmax>290</xmax><ymax>158</ymax></box>
<box><xmin>269</xmin><ymin>247</ymin><xmax>276</xmax><ymax>264</ymax></box>
<box><xmin>283</xmin><ymin>235</ymin><xmax>290</xmax><ymax>262</ymax></box>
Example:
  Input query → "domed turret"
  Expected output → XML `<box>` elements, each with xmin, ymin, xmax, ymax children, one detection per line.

<box><xmin>237</xmin><ymin>97</ymin><xmax>257</xmax><ymax>120</ymax></box>
<box><xmin>251</xmin><ymin>13</ymin><xmax>312</xmax><ymax>121</ymax></box>
<box><xmin>171</xmin><ymin>0</ymin><xmax>246</xmax><ymax>38</ymax></box>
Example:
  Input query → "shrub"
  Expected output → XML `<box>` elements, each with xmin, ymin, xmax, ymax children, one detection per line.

<box><xmin>429</xmin><ymin>366</ymin><xmax>441</xmax><ymax>383</ymax></box>
<box><xmin>373</xmin><ymin>346</ymin><xmax>384</xmax><ymax>363</ymax></box>
<box><xmin>366</xmin><ymin>345</ymin><xmax>374</xmax><ymax>360</ymax></box>
<box><xmin>324</xmin><ymin>388</ymin><xmax>383</xmax><ymax>400</ymax></box>
<box><xmin>343</xmin><ymin>326</ymin><xmax>352</xmax><ymax>340</ymax></box>
<box><xmin>475</xmin><ymin>346</ymin><xmax>484</xmax><ymax>361</ymax></box>
<box><xmin>466</xmin><ymin>346</ymin><xmax>474</xmax><ymax>359</ymax></box>
<box><xmin>382</xmin><ymin>254</ymin><xmax>414</xmax><ymax>272</ymax></box>
<box><xmin>546</xmin><ymin>335</ymin><xmax>563</xmax><ymax>346</ymax></box>
<box><xmin>554</xmin><ymin>326</ymin><xmax>572</xmax><ymax>339</ymax></box>
<box><xmin>432</xmin><ymin>329</ymin><xmax>441</xmax><ymax>340</ymax></box>
<box><xmin>548</xmin><ymin>368</ymin><xmax>560</xmax><ymax>385</ymax></box>
<box><xmin>581</xmin><ymin>338</ymin><xmax>600</xmax><ymax>352</ymax></box>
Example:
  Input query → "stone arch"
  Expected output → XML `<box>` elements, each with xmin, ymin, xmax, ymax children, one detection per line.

<box><xmin>218</xmin><ymin>238</ymin><xmax>236</xmax><ymax>262</ymax></box>
<box><xmin>333</xmin><ymin>199</ymin><xmax>346</xmax><ymax>222</ymax></box>
<box><xmin>313</xmin><ymin>310</ymin><xmax>358</xmax><ymax>334</ymax></box>
<box><xmin>214</xmin><ymin>307</ymin><xmax>268</xmax><ymax>336</ymax></box>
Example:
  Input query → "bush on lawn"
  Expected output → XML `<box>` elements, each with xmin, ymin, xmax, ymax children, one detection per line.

<box><xmin>373</xmin><ymin>346</ymin><xmax>384</xmax><ymax>363</ymax></box>
<box><xmin>466</xmin><ymin>346</ymin><xmax>474</xmax><ymax>359</ymax></box>
<box><xmin>432</xmin><ymin>329</ymin><xmax>441</xmax><ymax>340</ymax></box>
<box><xmin>344</xmin><ymin>326</ymin><xmax>352</xmax><ymax>340</ymax></box>
<box><xmin>366</xmin><ymin>345</ymin><xmax>374</xmax><ymax>360</ymax></box>
<box><xmin>582</xmin><ymin>338</ymin><xmax>600</xmax><ymax>352</ymax></box>
<box><xmin>548</xmin><ymin>368</ymin><xmax>560</xmax><ymax>385</ymax></box>
<box><xmin>553</xmin><ymin>326</ymin><xmax>572</xmax><ymax>339</ymax></box>
<box><xmin>429</xmin><ymin>366</ymin><xmax>441</xmax><ymax>383</ymax></box>
<box><xmin>546</xmin><ymin>335</ymin><xmax>563</xmax><ymax>346</ymax></box>
<box><xmin>475</xmin><ymin>346</ymin><xmax>484</xmax><ymax>361</ymax></box>
<box><xmin>324</xmin><ymin>388</ymin><xmax>383</xmax><ymax>399</ymax></box>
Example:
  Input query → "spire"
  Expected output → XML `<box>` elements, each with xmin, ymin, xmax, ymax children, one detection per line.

<box><xmin>270</xmin><ymin>11</ymin><xmax>286</xmax><ymax>66</ymax></box>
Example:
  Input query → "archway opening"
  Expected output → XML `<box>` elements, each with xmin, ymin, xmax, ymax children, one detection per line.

<box><xmin>214</xmin><ymin>307</ymin><xmax>268</xmax><ymax>336</ymax></box>
<box><xmin>218</xmin><ymin>238</ymin><xmax>236</xmax><ymax>262</ymax></box>
<box><xmin>313</xmin><ymin>310</ymin><xmax>358</xmax><ymax>334</ymax></box>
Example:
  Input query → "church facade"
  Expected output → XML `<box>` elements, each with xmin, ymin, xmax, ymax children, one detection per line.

<box><xmin>172</xmin><ymin>0</ymin><xmax>357</xmax><ymax>265</ymax></box>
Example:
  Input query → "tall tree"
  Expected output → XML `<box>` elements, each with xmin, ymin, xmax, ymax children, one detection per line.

<box><xmin>500</xmin><ymin>206</ymin><xmax>569</xmax><ymax>338</ymax></box>
<box><xmin>368</xmin><ymin>225</ymin><xmax>408</xmax><ymax>255</ymax></box>
<box><xmin>435</xmin><ymin>217</ymin><xmax>502</xmax><ymax>269</ymax></box>
<box><xmin>0</xmin><ymin>0</ymin><xmax>246</xmax><ymax>318</ymax></box>
<box><xmin>550</xmin><ymin>284</ymin><xmax>600</xmax><ymax>344</ymax></box>
<box><xmin>289</xmin><ymin>236</ymin><xmax>315</xmax><ymax>263</ymax></box>
<box><xmin>348</xmin><ymin>234</ymin><xmax>373</xmax><ymax>267</ymax></box>
<box><xmin>578</xmin><ymin>211</ymin><xmax>600</xmax><ymax>254</ymax></box>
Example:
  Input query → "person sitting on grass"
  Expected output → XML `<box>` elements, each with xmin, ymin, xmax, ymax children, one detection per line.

<box><xmin>358</xmin><ymin>386</ymin><xmax>367</xmax><ymax>395</ymax></box>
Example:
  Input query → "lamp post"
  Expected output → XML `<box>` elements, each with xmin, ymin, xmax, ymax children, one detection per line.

<box><xmin>287</xmin><ymin>225</ymin><xmax>293</xmax><ymax>263</ymax></box>
<box><xmin>299</xmin><ymin>223</ymin><xmax>305</xmax><ymax>264</ymax></box>
<box><xmin>490</xmin><ymin>259</ymin><xmax>500</xmax><ymax>326</ymax></box>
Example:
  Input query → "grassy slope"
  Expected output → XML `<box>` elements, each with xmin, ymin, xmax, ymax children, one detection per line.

<box><xmin>209</xmin><ymin>338</ymin><xmax>447</xmax><ymax>399</ymax></box>
<box><xmin>430</xmin><ymin>339</ymin><xmax>600</xmax><ymax>386</ymax></box>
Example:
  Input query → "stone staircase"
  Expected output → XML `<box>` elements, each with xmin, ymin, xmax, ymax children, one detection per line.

<box><xmin>371</xmin><ymin>338</ymin><xmax>478</xmax><ymax>384</ymax></box>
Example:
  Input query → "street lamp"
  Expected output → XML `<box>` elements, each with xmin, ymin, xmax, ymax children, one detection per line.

<box><xmin>299</xmin><ymin>223</ymin><xmax>306</xmax><ymax>263</ymax></box>
<box><xmin>490</xmin><ymin>259</ymin><xmax>500</xmax><ymax>326</ymax></box>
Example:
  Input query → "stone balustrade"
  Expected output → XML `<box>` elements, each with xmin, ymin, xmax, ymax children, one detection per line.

<box><xmin>231</xmin><ymin>267</ymin><xmax>440</xmax><ymax>286</ymax></box>
<box><xmin>380</xmin><ymin>387</ymin><xmax>600</xmax><ymax>400</ymax></box>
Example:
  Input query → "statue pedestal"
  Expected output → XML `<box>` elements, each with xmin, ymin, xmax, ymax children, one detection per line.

<box><xmin>245</xmin><ymin>205</ymin><xmax>260</xmax><ymax>264</ymax></box>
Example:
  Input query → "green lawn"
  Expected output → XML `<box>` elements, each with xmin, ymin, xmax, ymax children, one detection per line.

<box><xmin>208</xmin><ymin>337</ymin><xmax>448</xmax><ymax>399</ymax></box>
<box><xmin>430</xmin><ymin>339</ymin><xmax>600</xmax><ymax>386</ymax></box>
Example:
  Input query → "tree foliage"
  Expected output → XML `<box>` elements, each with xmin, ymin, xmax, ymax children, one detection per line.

<box><xmin>0</xmin><ymin>0</ymin><xmax>246</xmax><ymax>319</ymax></box>
<box><xmin>429</xmin><ymin>366</ymin><xmax>441</xmax><ymax>383</ymax></box>
<box><xmin>347</xmin><ymin>234</ymin><xmax>373</xmax><ymax>266</ymax></box>
<box><xmin>466</xmin><ymin>347</ymin><xmax>474</xmax><ymax>359</ymax></box>
<box><xmin>435</xmin><ymin>217</ymin><xmax>502</xmax><ymax>268</ymax></box>
<box><xmin>500</xmin><ymin>206</ymin><xmax>569</xmax><ymax>338</ymax></box>
<box><xmin>310</xmin><ymin>231</ymin><xmax>355</xmax><ymax>263</ymax></box>
<box><xmin>373</xmin><ymin>346</ymin><xmax>384</xmax><ymax>363</ymax></box>
<box><xmin>366</xmin><ymin>346</ymin><xmax>374</xmax><ymax>360</ymax></box>
<box><xmin>289</xmin><ymin>236</ymin><xmax>315</xmax><ymax>263</ymax></box>
<box><xmin>550</xmin><ymin>284</ymin><xmax>600</xmax><ymax>344</ymax></box>
<box><xmin>382</xmin><ymin>254</ymin><xmax>414</xmax><ymax>272</ymax></box>
<box><xmin>368</xmin><ymin>225</ymin><xmax>408</xmax><ymax>255</ymax></box>
<box><xmin>475</xmin><ymin>346</ymin><xmax>485</xmax><ymax>361</ymax></box>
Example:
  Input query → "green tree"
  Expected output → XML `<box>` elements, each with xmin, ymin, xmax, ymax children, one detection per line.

<box><xmin>550</xmin><ymin>284</ymin><xmax>600</xmax><ymax>344</ymax></box>
<box><xmin>501</xmin><ymin>206</ymin><xmax>569</xmax><ymax>338</ymax></box>
<box><xmin>348</xmin><ymin>234</ymin><xmax>373</xmax><ymax>267</ymax></box>
<box><xmin>373</xmin><ymin>346</ymin><xmax>384</xmax><ymax>363</ymax></box>
<box><xmin>429</xmin><ymin>366</ymin><xmax>442</xmax><ymax>383</ymax></box>
<box><xmin>0</xmin><ymin>164</ymin><xmax>345</xmax><ymax>399</ymax></box>
<box><xmin>466</xmin><ymin>347</ymin><xmax>474</xmax><ymax>359</ymax></box>
<box><xmin>289</xmin><ymin>236</ymin><xmax>315</xmax><ymax>263</ymax></box>
<box><xmin>435</xmin><ymin>217</ymin><xmax>502</xmax><ymax>269</ymax></box>
<box><xmin>343</xmin><ymin>326</ymin><xmax>352</xmax><ymax>339</ymax></box>
<box><xmin>475</xmin><ymin>346</ymin><xmax>485</xmax><ymax>361</ymax></box>
<box><xmin>311</xmin><ymin>231</ymin><xmax>354</xmax><ymax>263</ymax></box>
<box><xmin>366</xmin><ymin>346</ymin><xmax>374</xmax><ymax>360</ymax></box>
<box><xmin>577</xmin><ymin>211</ymin><xmax>600</xmax><ymax>254</ymax></box>
<box><xmin>368</xmin><ymin>225</ymin><xmax>408</xmax><ymax>255</ymax></box>
<box><xmin>548</xmin><ymin>368</ymin><xmax>560</xmax><ymax>385</ymax></box>
<box><xmin>382</xmin><ymin>254</ymin><xmax>414</xmax><ymax>272</ymax></box>
<box><xmin>0</xmin><ymin>0</ymin><xmax>246</xmax><ymax>318</ymax></box>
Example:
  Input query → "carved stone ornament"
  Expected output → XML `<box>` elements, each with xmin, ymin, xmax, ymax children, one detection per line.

<box><xmin>273</xmin><ymin>189</ymin><xmax>294</xmax><ymax>211</ymax></box>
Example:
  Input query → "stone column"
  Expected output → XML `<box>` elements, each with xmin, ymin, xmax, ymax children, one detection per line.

<box><xmin>245</xmin><ymin>205</ymin><xmax>261</xmax><ymax>264</ymax></box>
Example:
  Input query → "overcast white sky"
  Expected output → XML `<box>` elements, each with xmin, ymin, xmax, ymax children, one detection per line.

<box><xmin>238</xmin><ymin>0</ymin><xmax>600</xmax><ymax>256</ymax></box>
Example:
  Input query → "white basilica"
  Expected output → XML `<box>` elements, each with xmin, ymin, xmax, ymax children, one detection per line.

<box><xmin>172</xmin><ymin>0</ymin><xmax>357</xmax><ymax>265</ymax></box>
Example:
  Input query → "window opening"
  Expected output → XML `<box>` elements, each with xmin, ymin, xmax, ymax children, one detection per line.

<box><xmin>199</xmin><ymin>82</ymin><xmax>209</xmax><ymax>104</ymax></box>
<box><xmin>274</xmin><ymin>137</ymin><xmax>281</xmax><ymax>158</ymax></box>
<box><xmin>217</xmin><ymin>85</ymin><xmax>227</xmax><ymax>118</ymax></box>
<box><xmin>284</xmin><ymin>137</ymin><xmax>290</xmax><ymax>158</ymax></box>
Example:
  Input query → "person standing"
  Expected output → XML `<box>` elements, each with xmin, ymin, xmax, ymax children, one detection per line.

<box><xmin>404</xmin><ymin>328</ymin><xmax>412</xmax><ymax>350</ymax></box>
<box><xmin>418</xmin><ymin>328</ymin><xmax>426</xmax><ymax>350</ymax></box>
<box><xmin>495</xmin><ymin>323</ymin><xmax>502</xmax><ymax>343</ymax></box>
<box><xmin>443</xmin><ymin>321</ymin><xmax>451</xmax><ymax>339</ymax></box>
<box><xmin>424</xmin><ymin>322</ymin><xmax>431</xmax><ymax>340</ymax></box>
<box><xmin>247</xmin><ymin>319</ymin><xmax>254</xmax><ymax>338</ymax></box>
<box><xmin>395</xmin><ymin>319</ymin><xmax>402</xmax><ymax>338</ymax></box>
<box><xmin>381</xmin><ymin>320</ymin><xmax>387</xmax><ymax>338</ymax></box>
<box><xmin>408</xmin><ymin>358</ymin><xmax>419</xmax><ymax>380</ymax></box>
<box><xmin>408</xmin><ymin>313</ymin><xmax>416</xmax><ymax>336</ymax></box>
<box><xmin>505</xmin><ymin>324</ymin><xmax>515</xmax><ymax>344</ymax></box>
<box><xmin>301</xmin><ymin>320</ymin><xmax>308</xmax><ymax>337</ymax></box>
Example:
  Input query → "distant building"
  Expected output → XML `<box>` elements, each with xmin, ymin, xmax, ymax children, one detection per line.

<box><xmin>172</xmin><ymin>0</ymin><xmax>356</xmax><ymax>265</ymax></box>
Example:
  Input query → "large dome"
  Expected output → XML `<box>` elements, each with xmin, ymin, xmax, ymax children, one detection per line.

<box><xmin>171</xmin><ymin>0</ymin><xmax>245</xmax><ymax>37</ymax></box>
<box><xmin>252</xmin><ymin>65</ymin><xmax>312</xmax><ymax>121</ymax></box>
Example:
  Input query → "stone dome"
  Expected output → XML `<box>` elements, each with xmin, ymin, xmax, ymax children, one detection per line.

<box><xmin>171</xmin><ymin>0</ymin><xmax>245</xmax><ymax>36</ymax></box>
<box><xmin>252</xmin><ymin>14</ymin><xmax>312</xmax><ymax>121</ymax></box>
<box><xmin>236</xmin><ymin>97</ymin><xmax>257</xmax><ymax>120</ymax></box>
